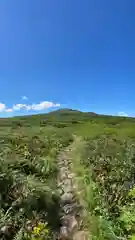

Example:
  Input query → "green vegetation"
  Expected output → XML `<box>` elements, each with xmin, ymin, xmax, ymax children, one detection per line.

<box><xmin>0</xmin><ymin>118</ymin><xmax>73</xmax><ymax>239</ymax></box>
<box><xmin>0</xmin><ymin>108</ymin><xmax>135</xmax><ymax>239</ymax></box>
<box><xmin>70</xmin><ymin>136</ymin><xmax>135</xmax><ymax>239</ymax></box>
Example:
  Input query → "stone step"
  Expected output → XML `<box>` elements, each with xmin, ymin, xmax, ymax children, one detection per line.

<box><xmin>57</xmin><ymin>147</ymin><xmax>84</xmax><ymax>240</ymax></box>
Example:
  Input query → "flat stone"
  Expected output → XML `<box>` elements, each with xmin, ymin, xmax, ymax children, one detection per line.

<box><xmin>60</xmin><ymin>173</ymin><xmax>68</xmax><ymax>181</ymax></box>
<box><xmin>58</xmin><ymin>182</ymin><xmax>63</xmax><ymax>187</ymax></box>
<box><xmin>60</xmin><ymin>226</ymin><xmax>69</xmax><ymax>239</ymax></box>
<box><xmin>63</xmin><ymin>204</ymin><xmax>75</xmax><ymax>214</ymax></box>
<box><xmin>73</xmin><ymin>231</ymin><xmax>89</xmax><ymax>240</ymax></box>
<box><xmin>61</xmin><ymin>192</ymin><xmax>73</xmax><ymax>204</ymax></box>
<box><xmin>63</xmin><ymin>186</ymin><xmax>72</xmax><ymax>193</ymax></box>
<box><xmin>58</xmin><ymin>188</ymin><xmax>63</xmax><ymax>195</ymax></box>
<box><xmin>68</xmin><ymin>173</ymin><xmax>75</xmax><ymax>178</ymax></box>
<box><xmin>64</xmin><ymin>178</ymin><xmax>73</xmax><ymax>187</ymax></box>
<box><xmin>61</xmin><ymin>215</ymin><xmax>78</xmax><ymax>233</ymax></box>
<box><xmin>68</xmin><ymin>215</ymin><xmax>78</xmax><ymax>233</ymax></box>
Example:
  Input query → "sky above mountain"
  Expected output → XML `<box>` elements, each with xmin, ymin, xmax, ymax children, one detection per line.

<box><xmin>0</xmin><ymin>0</ymin><xmax>135</xmax><ymax>117</ymax></box>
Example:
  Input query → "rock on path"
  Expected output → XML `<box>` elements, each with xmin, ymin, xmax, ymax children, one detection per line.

<box><xmin>57</xmin><ymin>149</ymin><xmax>88</xmax><ymax>240</ymax></box>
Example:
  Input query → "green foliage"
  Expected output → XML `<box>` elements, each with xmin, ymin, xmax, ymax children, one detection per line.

<box><xmin>0</xmin><ymin>129</ymin><xmax>65</xmax><ymax>239</ymax></box>
<box><xmin>70</xmin><ymin>136</ymin><xmax>135</xmax><ymax>239</ymax></box>
<box><xmin>0</xmin><ymin>109</ymin><xmax>135</xmax><ymax>239</ymax></box>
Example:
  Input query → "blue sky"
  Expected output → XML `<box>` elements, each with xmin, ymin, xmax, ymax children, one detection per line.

<box><xmin>0</xmin><ymin>0</ymin><xmax>135</xmax><ymax>117</ymax></box>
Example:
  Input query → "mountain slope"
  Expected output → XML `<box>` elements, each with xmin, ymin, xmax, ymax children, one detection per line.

<box><xmin>0</xmin><ymin>108</ymin><xmax>132</xmax><ymax>128</ymax></box>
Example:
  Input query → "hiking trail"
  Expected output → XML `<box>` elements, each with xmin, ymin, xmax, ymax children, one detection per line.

<box><xmin>57</xmin><ymin>139</ymin><xmax>88</xmax><ymax>240</ymax></box>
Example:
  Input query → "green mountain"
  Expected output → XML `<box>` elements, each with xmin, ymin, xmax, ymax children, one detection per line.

<box><xmin>0</xmin><ymin>108</ymin><xmax>132</xmax><ymax>129</ymax></box>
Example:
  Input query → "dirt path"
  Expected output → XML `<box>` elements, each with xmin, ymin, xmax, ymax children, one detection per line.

<box><xmin>57</xmin><ymin>139</ymin><xmax>88</xmax><ymax>240</ymax></box>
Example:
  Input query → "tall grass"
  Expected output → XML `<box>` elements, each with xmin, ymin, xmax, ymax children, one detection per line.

<box><xmin>70</xmin><ymin>136</ymin><xmax>135</xmax><ymax>239</ymax></box>
<box><xmin>0</xmin><ymin>131</ymin><xmax>67</xmax><ymax>240</ymax></box>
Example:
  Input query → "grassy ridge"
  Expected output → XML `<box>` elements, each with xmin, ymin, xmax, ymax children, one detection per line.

<box><xmin>0</xmin><ymin>109</ymin><xmax>135</xmax><ymax>239</ymax></box>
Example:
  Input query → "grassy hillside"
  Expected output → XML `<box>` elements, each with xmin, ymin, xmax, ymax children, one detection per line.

<box><xmin>1</xmin><ymin>108</ymin><xmax>135</xmax><ymax>141</ymax></box>
<box><xmin>0</xmin><ymin>108</ymin><xmax>132</xmax><ymax>126</ymax></box>
<box><xmin>0</xmin><ymin>109</ymin><xmax>135</xmax><ymax>239</ymax></box>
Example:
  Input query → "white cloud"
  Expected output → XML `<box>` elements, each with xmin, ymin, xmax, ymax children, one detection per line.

<box><xmin>30</xmin><ymin>101</ymin><xmax>60</xmax><ymax>111</ymax></box>
<box><xmin>0</xmin><ymin>103</ymin><xmax>6</xmax><ymax>112</ymax></box>
<box><xmin>0</xmin><ymin>103</ymin><xmax>13</xmax><ymax>113</ymax></box>
<box><xmin>0</xmin><ymin>101</ymin><xmax>60</xmax><ymax>114</ymax></box>
<box><xmin>4</xmin><ymin>108</ymin><xmax>13</xmax><ymax>113</ymax></box>
<box><xmin>13</xmin><ymin>104</ymin><xmax>27</xmax><ymax>111</ymax></box>
<box><xmin>13</xmin><ymin>101</ymin><xmax>60</xmax><ymax>111</ymax></box>
<box><xmin>25</xmin><ymin>105</ymin><xmax>32</xmax><ymax>111</ymax></box>
<box><xmin>118</xmin><ymin>111</ymin><xmax>128</xmax><ymax>117</ymax></box>
<box><xmin>22</xmin><ymin>96</ymin><xmax>28</xmax><ymax>100</ymax></box>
